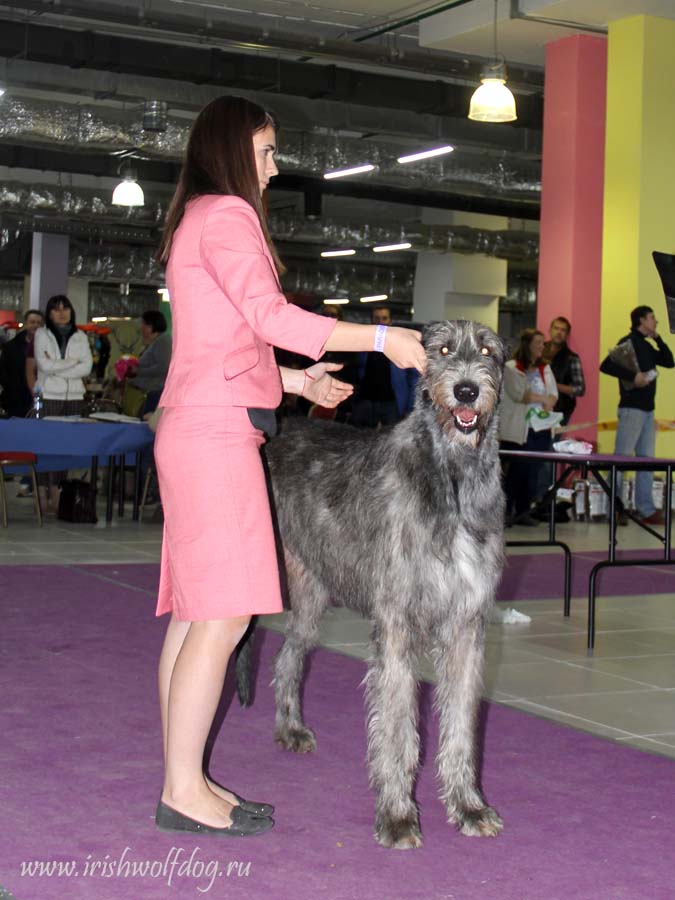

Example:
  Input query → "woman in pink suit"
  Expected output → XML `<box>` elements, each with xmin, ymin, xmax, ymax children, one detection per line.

<box><xmin>154</xmin><ymin>95</ymin><xmax>426</xmax><ymax>837</ymax></box>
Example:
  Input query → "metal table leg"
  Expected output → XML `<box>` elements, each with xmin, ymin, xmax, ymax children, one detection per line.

<box><xmin>106</xmin><ymin>454</ymin><xmax>115</xmax><ymax>523</ymax></box>
<box><xmin>132</xmin><ymin>452</ymin><xmax>142</xmax><ymax>522</ymax></box>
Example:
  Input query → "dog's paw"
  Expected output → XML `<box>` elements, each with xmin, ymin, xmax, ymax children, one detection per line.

<box><xmin>274</xmin><ymin>725</ymin><xmax>317</xmax><ymax>753</ymax></box>
<box><xmin>375</xmin><ymin>815</ymin><xmax>423</xmax><ymax>850</ymax></box>
<box><xmin>456</xmin><ymin>805</ymin><xmax>503</xmax><ymax>837</ymax></box>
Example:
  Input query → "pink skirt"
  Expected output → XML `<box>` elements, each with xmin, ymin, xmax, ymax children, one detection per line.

<box><xmin>155</xmin><ymin>406</ymin><xmax>283</xmax><ymax>621</ymax></box>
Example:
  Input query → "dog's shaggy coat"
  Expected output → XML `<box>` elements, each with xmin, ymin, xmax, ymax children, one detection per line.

<box><xmin>239</xmin><ymin>319</ymin><xmax>507</xmax><ymax>848</ymax></box>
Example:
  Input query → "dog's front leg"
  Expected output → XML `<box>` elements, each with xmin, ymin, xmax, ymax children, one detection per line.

<box><xmin>434</xmin><ymin>615</ymin><xmax>503</xmax><ymax>837</ymax></box>
<box><xmin>365</xmin><ymin>624</ymin><xmax>422</xmax><ymax>849</ymax></box>
<box><xmin>273</xmin><ymin>552</ymin><xmax>328</xmax><ymax>754</ymax></box>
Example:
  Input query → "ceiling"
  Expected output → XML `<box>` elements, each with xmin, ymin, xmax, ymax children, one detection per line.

<box><xmin>0</xmin><ymin>0</ymin><xmax>662</xmax><ymax>310</ymax></box>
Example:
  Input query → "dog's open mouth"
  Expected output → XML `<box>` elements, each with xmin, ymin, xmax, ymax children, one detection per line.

<box><xmin>452</xmin><ymin>406</ymin><xmax>479</xmax><ymax>434</ymax></box>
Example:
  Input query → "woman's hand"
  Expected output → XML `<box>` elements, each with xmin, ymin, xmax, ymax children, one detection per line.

<box><xmin>543</xmin><ymin>394</ymin><xmax>558</xmax><ymax>412</ymax></box>
<box><xmin>382</xmin><ymin>327</ymin><xmax>426</xmax><ymax>373</ymax></box>
<box><xmin>302</xmin><ymin>362</ymin><xmax>354</xmax><ymax>409</ymax></box>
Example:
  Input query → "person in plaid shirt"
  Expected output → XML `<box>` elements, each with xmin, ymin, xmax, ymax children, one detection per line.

<box><xmin>543</xmin><ymin>316</ymin><xmax>586</xmax><ymax>426</ymax></box>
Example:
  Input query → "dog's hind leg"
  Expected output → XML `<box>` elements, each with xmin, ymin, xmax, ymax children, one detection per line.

<box><xmin>433</xmin><ymin>616</ymin><xmax>503</xmax><ymax>837</ymax></box>
<box><xmin>365</xmin><ymin>623</ymin><xmax>422</xmax><ymax>850</ymax></box>
<box><xmin>274</xmin><ymin>550</ymin><xmax>328</xmax><ymax>754</ymax></box>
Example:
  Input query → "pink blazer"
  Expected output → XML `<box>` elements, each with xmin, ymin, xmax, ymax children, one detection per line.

<box><xmin>160</xmin><ymin>195</ymin><xmax>336</xmax><ymax>409</ymax></box>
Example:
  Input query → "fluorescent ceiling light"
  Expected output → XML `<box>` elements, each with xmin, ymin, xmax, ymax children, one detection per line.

<box><xmin>360</xmin><ymin>294</ymin><xmax>388</xmax><ymax>303</ymax></box>
<box><xmin>373</xmin><ymin>243</ymin><xmax>412</xmax><ymax>253</ymax></box>
<box><xmin>323</xmin><ymin>298</ymin><xmax>349</xmax><ymax>305</ymax></box>
<box><xmin>91</xmin><ymin>316</ymin><xmax>108</xmax><ymax>323</ymax></box>
<box><xmin>397</xmin><ymin>146</ymin><xmax>454</xmax><ymax>164</ymax></box>
<box><xmin>321</xmin><ymin>249</ymin><xmax>356</xmax><ymax>258</ymax></box>
<box><xmin>324</xmin><ymin>164</ymin><xmax>375</xmax><ymax>180</ymax></box>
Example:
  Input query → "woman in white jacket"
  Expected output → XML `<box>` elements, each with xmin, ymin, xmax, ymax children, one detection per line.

<box><xmin>34</xmin><ymin>294</ymin><xmax>93</xmax><ymax>512</ymax></box>
<box><xmin>499</xmin><ymin>328</ymin><xmax>558</xmax><ymax>526</ymax></box>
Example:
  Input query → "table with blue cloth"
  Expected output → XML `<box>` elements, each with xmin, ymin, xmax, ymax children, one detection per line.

<box><xmin>0</xmin><ymin>417</ymin><xmax>155</xmax><ymax>522</ymax></box>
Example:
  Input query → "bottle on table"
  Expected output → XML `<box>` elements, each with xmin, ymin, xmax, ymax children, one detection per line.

<box><xmin>32</xmin><ymin>386</ymin><xmax>44</xmax><ymax>419</ymax></box>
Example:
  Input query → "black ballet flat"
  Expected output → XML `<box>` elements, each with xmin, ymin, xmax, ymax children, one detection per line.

<box><xmin>155</xmin><ymin>800</ymin><xmax>274</xmax><ymax>837</ymax></box>
<box><xmin>227</xmin><ymin>789</ymin><xmax>275</xmax><ymax>818</ymax></box>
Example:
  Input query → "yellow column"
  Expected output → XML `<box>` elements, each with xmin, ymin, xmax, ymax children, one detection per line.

<box><xmin>600</xmin><ymin>15</ymin><xmax>675</xmax><ymax>454</ymax></box>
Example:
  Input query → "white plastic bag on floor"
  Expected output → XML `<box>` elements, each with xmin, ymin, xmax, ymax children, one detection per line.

<box><xmin>490</xmin><ymin>606</ymin><xmax>532</xmax><ymax>625</ymax></box>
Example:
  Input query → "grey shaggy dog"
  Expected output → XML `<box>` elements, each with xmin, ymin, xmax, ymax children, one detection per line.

<box><xmin>238</xmin><ymin>319</ymin><xmax>507</xmax><ymax>849</ymax></box>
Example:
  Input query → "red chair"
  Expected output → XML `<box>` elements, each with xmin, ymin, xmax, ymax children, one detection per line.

<box><xmin>0</xmin><ymin>451</ymin><xmax>43</xmax><ymax>527</ymax></box>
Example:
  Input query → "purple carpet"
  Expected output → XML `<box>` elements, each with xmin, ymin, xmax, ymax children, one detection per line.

<box><xmin>1</xmin><ymin>565</ymin><xmax>674</xmax><ymax>900</ymax></box>
<box><xmin>499</xmin><ymin>548</ymin><xmax>675</xmax><ymax>601</ymax></box>
<box><xmin>79</xmin><ymin>550</ymin><xmax>675</xmax><ymax>604</ymax></box>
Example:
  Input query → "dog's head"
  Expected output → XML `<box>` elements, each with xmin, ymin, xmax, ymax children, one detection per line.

<box><xmin>420</xmin><ymin>320</ymin><xmax>506</xmax><ymax>448</ymax></box>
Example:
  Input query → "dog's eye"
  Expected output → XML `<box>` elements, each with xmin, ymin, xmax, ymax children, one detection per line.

<box><xmin>440</xmin><ymin>346</ymin><xmax>450</xmax><ymax>356</ymax></box>
<box><xmin>480</xmin><ymin>347</ymin><xmax>491</xmax><ymax>356</ymax></box>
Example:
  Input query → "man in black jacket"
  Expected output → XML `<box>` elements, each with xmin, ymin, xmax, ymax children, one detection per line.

<box><xmin>0</xmin><ymin>309</ymin><xmax>44</xmax><ymax>417</ymax></box>
<box><xmin>543</xmin><ymin>317</ymin><xmax>586</xmax><ymax>426</ymax></box>
<box><xmin>600</xmin><ymin>305</ymin><xmax>674</xmax><ymax>525</ymax></box>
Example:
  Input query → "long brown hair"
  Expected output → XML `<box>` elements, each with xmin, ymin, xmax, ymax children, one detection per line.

<box><xmin>157</xmin><ymin>95</ymin><xmax>283</xmax><ymax>272</ymax></box>
<box><xmin>512</xmin><ymin>328</ymin><xmax>544</xmax><ymax>368</ymax></box>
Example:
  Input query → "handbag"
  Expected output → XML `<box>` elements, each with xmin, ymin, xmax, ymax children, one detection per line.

<box><xmin>57</xmin><ymin>478</ymin><xmax>98</xmax><ymax>524</ymax></box>
<box><xmin>121</xmin><ymin>381</ymin><xmax>147</xmax><ymax>418</ymax></box>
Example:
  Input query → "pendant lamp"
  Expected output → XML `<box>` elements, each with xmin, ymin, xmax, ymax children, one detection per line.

<box><xmin>468</xmin><ymin>0</ymin><xmax>517</xmax><ymax>123</ymax></box>
<box><xmin>112</xmin><ymin>163</ymin><xmax>145</xmax><ymax>207</ymax></box>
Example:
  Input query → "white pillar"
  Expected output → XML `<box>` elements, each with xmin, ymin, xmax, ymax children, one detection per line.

<box><xmin>67</xmin><ymin>277</ymin><xmax>90</xmax><ymax>324</ymax></box>
<box><xmin>413</xmin><ymin>211</ymin><xmax>507</xmax><ymax>330</ymax></box>
<box><xmin>29</xmin><ymin>233</ymin><xmax>69</xmax><ymax>311</ymax></box>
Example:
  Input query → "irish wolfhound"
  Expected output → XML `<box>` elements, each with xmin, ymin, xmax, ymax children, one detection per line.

<box><xmin>239</xmin><ymin>319</ymin><xmax>506</xmax><ymax>849</ymax></box>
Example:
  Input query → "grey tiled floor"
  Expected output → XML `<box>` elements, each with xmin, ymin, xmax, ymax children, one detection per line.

<box><xmin>2</xmin><ymin>486</ymin><xmax>674</xmax><ymax>760</ymax></box>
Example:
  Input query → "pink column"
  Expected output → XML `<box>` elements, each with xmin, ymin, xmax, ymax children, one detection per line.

<box><xmin>537</xmin><ymin>35</ymin><xmax>607</xmax><ymax>433</ymax></box>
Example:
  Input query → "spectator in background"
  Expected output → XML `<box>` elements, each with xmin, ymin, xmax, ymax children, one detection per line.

<box><xmin>499</xmin><ymin>328</ymin><xmax>558</xmax><ymax>526</ymax></box>
<box><xmin>128</xmin><ymin>309</ymin><xmax>172</xmax><ymax>412</ymax></box>
<box><xmin>600</xmin><ymin>305</ymin><xmax>674</xmax><ymax>526</ymax></box>
<box><xmin>35</xmin><ymin>294</ymin><xmax>93</xmax><ymax>514</ymax></box>
<box><xmin>543</xmin><ymin>316</ymin><xmax>586</xmax><ymax>426</ymax></box>
<box><xmin>351</xmin><ymin>306</ymin><xmax>418</xmax><ymax>427</ymax></box>
<box><xmin>0</xmin><ymin>309</ymin><xmax>44</xmax><ymax>417</ymax></box>
<box><xmin>535</xmin><ymin>316</ymin><xmax>586</xmax><ymax>511</ymax></box>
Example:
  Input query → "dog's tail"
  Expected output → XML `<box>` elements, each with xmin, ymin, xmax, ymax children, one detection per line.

<box><xmin>235</xmin><ymin>619</ymin><xmax>256</xmax><ymax>707</ymax></box>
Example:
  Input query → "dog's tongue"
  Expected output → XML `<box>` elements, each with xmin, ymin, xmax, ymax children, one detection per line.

<box><xmin>454</xmin><ymin>407</ymin><xmax>476</xmax><ymax>424</ymax></box>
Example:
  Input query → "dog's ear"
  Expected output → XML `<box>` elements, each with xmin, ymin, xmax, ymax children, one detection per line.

<box><xmin>421</xmin><ymin>322</ymin><xmax>443</xmax><ymax>347</ymax></box>
<box><xmin>494</xmin><ymin>335</ymin><xmax>508</xmax><ymax>368</ymax></box>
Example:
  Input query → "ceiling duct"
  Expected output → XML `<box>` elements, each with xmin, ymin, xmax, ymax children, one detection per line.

<box><xmin>0</xmin><ymin>182</ymin><xmax>166</xmax><ymax>225</ymax></box>
<box><xmin>267</xmin><ymin>216</ymin><xmax>539</xmax><ymax>261</ymax></box>
<box><xmin>69</xmin><ymin>243</ymin><xmax>416</xmax><ymax>305</ymax></box>
<box><xmin>0</xmin><ymin>97</ymin><xmax>541</xmax><ymax>201</ymax></box>
<box><xmin>0</xmin><ymin>278</ymin><xmax>23</xmax><ymax>311</ymax></box>
<box><xmin>0</xmin><ymin>183</ymin><xmax>538</xmax><ymax>261</ymax></box>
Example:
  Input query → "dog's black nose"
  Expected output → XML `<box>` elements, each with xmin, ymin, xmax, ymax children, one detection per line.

<box><xmin>454</xmin><ymin>382</ymin><xmax>479</xmax><ymax>403</ymax></box>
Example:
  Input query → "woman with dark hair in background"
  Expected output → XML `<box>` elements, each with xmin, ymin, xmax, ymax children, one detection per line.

<box><xmin>153</xmin><ymin>94</ymin><xmax>425</xmax><ymax>837</ymax></box>
<box><xmin>34</xmin><ymin>294</ymin><xmax>93</xmax><ymax>513</ymax></box>
<box><xmin>499</xmin><ymin>328</ymin><xmax>558</xmax><ymax>526</ymax></box>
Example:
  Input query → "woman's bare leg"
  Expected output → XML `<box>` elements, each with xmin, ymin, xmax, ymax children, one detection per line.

<box><xmin>159</xmin><ymin>614</ymin><xmax>250</xmax><ymax>827</ymax></box>
<box><xmin>158</xmin><ymin>614</ymin><xmax>191</xmax><ymax>767</ymax></box>
<box><xmin>158</xmin><ymin>615</ymin><xmax>243</xmax><ymax>806</ymax></box>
